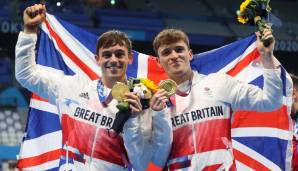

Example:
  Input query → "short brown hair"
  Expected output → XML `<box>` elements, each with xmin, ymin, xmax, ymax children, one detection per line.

<box><xmin>153</xmin><ymin>29</ymin><xmax>190</xmax><ymax>55</ymax></box>
<box><xmin>96</xmin><ymin>30</ymin><xmax>132</xmax><ymax>55</ymax></box>
<box><xmin>290</xmin><ymin>73</ymin><xmax>298</xmax><ymax>89</ymax></box>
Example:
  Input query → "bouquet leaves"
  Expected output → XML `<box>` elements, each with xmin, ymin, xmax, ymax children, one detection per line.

<box><xmin>237</xmin><ymin>0</ymin><xmax>274</xmax><ymax>47</ymax></box>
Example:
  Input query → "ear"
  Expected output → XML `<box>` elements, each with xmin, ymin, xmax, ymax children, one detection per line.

<box><xmin>294</xmin><ymin>88</ymin><xmax>298</xmax><ymax>98</ymax></box>
<box><xmin>128</xmin><ymin>52</ymin><xmax>133</xmax><ymax>64</ymax></box>
<box><xmin>189</xmin><ymin>49</ymin><xmax>194</xmax><ymax>60</ymax></box>
<box><xmin>156</xmin><ymin>56</ymin><xmax>162</xmax><ymax>67</ymax></box>
<box><xmin>95</xmin><ymin>55</ymin><xmax>100</xmax><ymax>64</ymax></box>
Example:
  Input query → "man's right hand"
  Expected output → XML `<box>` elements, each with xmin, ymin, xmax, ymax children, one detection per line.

<box><xmin>23</xmin><ymin>4</ymin><xmax>46</xmax><ymax>34</ymax></box>
<box><xmin>150</xmin><ymin>89</ymin><xmax>168</xmax><ymax>111</ymax></box>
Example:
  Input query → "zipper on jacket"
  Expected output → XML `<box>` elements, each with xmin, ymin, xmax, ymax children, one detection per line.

<box><xmin>89</xmin><ymin>127</ymin><xmax>100</xmax><ymax>171</ymax></box>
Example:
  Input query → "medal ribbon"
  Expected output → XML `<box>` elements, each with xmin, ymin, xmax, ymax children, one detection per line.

<box><xmin>97</xmin><ymin>80</ymin><xmax>112</xmax><ymax>107</ymax></box>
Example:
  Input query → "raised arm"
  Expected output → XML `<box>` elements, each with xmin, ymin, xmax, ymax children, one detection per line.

<box><xmin>22</xmin><ymin>4</ymin><xmax>46</xmax><ymax>34</ymax></box>
<box><xmin>211</xmin><ymin>29</ymin><xmax>283</xmax><ymax>112</ymax></box>
<box><xmin>15</xmin><ymin>4</ymin><xmax>73</xmax><ymax>104</ymax></box>
<box><xmin>213</xmin><ymin>69</ymin><xmax>282</xmax><ymax>112</ymax></box>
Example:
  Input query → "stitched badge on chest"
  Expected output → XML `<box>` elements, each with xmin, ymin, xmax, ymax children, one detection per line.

<box><xmin>79</xmin><ymin>92</ymin><xmax>90</xmax><ymax>100</ymax></box>
<box><xmin>204</xmin><ymin>87</ymin><xmax>213</xmax><ymax>97</ymax></box>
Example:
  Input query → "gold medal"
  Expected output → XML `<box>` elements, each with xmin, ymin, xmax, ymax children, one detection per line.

<box><xmin>159</xmin><ymin>79</ymin><xmax>177</xmax><ymax>96</ymax></box>
<box><xmin>111</xmin><ymin>82</ymin><xmax>130</xmax><ymax>101</ymax></box>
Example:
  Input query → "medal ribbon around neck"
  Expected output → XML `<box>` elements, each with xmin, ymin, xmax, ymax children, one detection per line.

<box><xmin>97</xmin><ymin>80</ymin><xmax>113</xmax><ymax>107</ymax></box>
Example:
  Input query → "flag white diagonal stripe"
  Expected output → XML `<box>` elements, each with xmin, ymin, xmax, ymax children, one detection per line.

<box><xmin>19</xmin><ymin>131</ymin><xmax>62</xmax><ymax>158</ymax></box>
<box><xmin>232</xmin><ymin>139</ymin><xmax>282</xmax><ymax>171</ymax></box>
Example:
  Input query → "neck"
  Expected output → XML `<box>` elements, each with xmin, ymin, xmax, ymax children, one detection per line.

<box><xmin>172</xmin><ymin>69</ymin><xmax>193</xmax><ymax>85</ymax></box>
<box><xmin>102</xmin><ymin>76</ymin><xmax>126</xmax><ymax>89</ymax></box>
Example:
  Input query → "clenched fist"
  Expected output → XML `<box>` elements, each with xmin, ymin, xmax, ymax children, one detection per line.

<box><xmin>23</xmin><ymin>4</ymin><xmax>46</xmax><ymax>34</ymax></box>
<box><xmin>256</xmin><ymin>28</ymin><xmax>278</xmax><ymax>69</ymax></box>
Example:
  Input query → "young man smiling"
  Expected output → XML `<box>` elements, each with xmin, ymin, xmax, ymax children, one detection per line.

<box><xmin>151</xmin><ymin>28</ymin><xmax>283</xmax><ymax>170</ymax></box>
<box><xmin>15</xmin><ymin>4</ymin><xmax>171</xmax><ymax>171</ymax></box>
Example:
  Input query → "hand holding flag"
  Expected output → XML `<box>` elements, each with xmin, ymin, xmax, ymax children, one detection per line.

<box><xmin>23</xmin><ymin>4</ymin><xmax>46</xmax><ymax>34</ymax></box>
<box><xmin>256</xmin><ymin>28</ymin><xmax>277</xmax><ymax>69</ymax></box>
<box><xmin>237</xmin><ymin>0</ymin><xmax>274</xmax><ymax>47</ymax></box>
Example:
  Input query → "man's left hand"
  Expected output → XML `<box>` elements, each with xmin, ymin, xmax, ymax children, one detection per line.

<box><xmin>256</xmin><ymin>28</ymin><xmax>277</xmax><ymax>69</ymax></box>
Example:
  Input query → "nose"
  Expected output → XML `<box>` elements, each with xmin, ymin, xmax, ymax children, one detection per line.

<box><xmin>169</xmin><ymin>50</ymin><xmax>179</xmax><ymax>60</ymax></box>
<box><xmin>110</xmin><ymin>54</ymin><xmax>118</xmax><ymax>63</ymax></box>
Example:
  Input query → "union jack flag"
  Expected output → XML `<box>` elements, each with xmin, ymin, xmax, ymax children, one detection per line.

<box><xmin>16</xmin><ymin>13</ymin><xmax>293</xmax><ymax>170</ymax></box>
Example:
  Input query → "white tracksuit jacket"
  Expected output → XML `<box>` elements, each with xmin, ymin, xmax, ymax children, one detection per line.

<box><xmin>125</xmin><ymin>67</ymin><xmax>283</xmax><ymax>170</ymax></box>
<box><xmin>161</xmin><ymin>70</ymin><xmax>283</xmax><ymax>170</ymax></box>
<box><xmin>15</xmin><ymin>32</ymin><xmax>172</xmax><ymax>171</ymax></box>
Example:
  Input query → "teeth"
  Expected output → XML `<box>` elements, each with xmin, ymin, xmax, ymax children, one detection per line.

<box><xmin>107</xmin><ymin>66</ymin><xmax>120</xmax><ymax>69</ymax></box>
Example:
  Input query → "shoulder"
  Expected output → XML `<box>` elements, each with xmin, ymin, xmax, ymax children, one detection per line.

<box><xmin>198</xmin><ymin>72</ymin><xmax>241</xmax><ymax>95</ymax></box>
<box><xmin>201</xmin><ymin>72</ymin><xmax>234</xmax><ymax>84</ymax></box>
<box><xmin>59</xmin><ymin>74</ymin><xmax>94</xmax><ymax>95</ymax></box>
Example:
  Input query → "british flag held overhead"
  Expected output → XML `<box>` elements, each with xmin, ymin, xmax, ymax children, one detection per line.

<box><xmin>16</xmin><ymin>13</ymin><xmax>293</xmax><ymax>171</ymax></box>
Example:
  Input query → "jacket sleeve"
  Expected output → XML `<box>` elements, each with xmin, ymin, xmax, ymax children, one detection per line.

<box><xmin>15</xmin><ymin>32</ymin><xmax>73</xmax><ymax>104</ymax></box>
<box><xmin>211</xmin><ymin>69</ymin><xmax>283</xmax><ymax>112</ymax></box>
<box><xmin>123</xmin><ymin>109</ymin><xmax>172</xmax><ymax>171</ymax></box>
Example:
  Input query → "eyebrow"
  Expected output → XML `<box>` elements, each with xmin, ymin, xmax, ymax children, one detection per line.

<box><xmin>161</xmin><ymin>45</ymin><xmax>185</xmax><ymax>52</ymax></box>
<box><xmin>174</xmin><ymin>45</ymin><xmax>186</xmax><ymax>49</ymax></box>
<box><xmin>101</xmin><ymin>49</ymin><xmax>125</xmax><ymax>54</ymax></box>
<box><xmin>160</xmin><ymin>48</ymin><xmax>171</xmax><ymax>54</ymax></box>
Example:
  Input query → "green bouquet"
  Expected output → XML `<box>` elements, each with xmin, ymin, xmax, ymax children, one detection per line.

<box><xmin>237</xmin><ymin>0</ymin><xmax>274</xmax><ymax>47</ymax></box>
